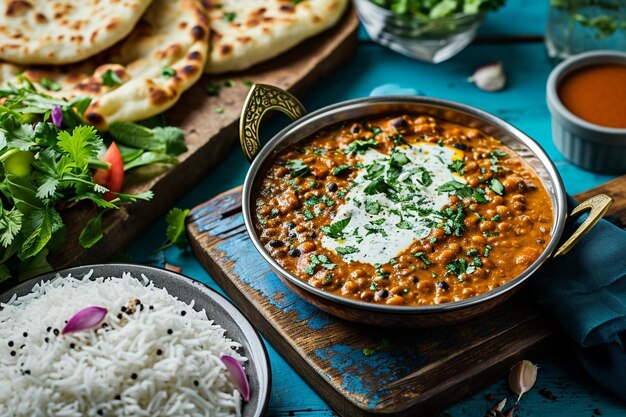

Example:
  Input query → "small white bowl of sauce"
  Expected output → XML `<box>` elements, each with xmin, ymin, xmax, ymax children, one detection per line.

<box><xmin>547</xmin><ymin>50</ymin><xmax>626</xmax><ymax>174</ymax></box>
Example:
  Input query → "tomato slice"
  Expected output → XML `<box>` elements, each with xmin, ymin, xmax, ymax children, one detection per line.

<box><xmin>93</xmin><ymin>141</ymin><xmax>124</xmax><ymax>200</ymax></box>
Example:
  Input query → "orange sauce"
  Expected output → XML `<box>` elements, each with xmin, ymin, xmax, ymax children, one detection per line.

<box><xmin>558</xmin><ymin>64</ymin><xmax>626</xmax><ymax>129</ymax></box>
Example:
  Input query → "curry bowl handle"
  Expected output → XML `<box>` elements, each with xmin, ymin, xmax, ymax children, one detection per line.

<box><xmin>553</xmin><ymin>194</ymin><xmax>613</xmax><ymax>257</ymax></box>
<box><xmin>239</xmin><ymin>84</ymin><xmax>308</xmax><ymax>162</ymax></box>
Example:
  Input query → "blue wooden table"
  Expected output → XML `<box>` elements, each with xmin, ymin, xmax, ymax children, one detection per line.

<box><xmin>129</xmin><ymin>1</ymin><xmax>625</xmax><ymax>415</ymax></box>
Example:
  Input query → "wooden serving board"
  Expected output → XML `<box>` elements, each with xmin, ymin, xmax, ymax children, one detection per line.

<box><xmin>186</xmin><ymin>176</ymin><xmax>626</xmax><ymax>417</ymax></box>
<box><xmin>48</xmin><ymin>8</ymin><xmax>359</xmax><ymax>268</ymax></box>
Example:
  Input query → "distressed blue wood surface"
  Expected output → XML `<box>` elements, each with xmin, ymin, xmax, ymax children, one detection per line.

<box><xmin>128</xmin><ymin>0</ymin><xmax>625</xmax><ymax>415</ymax></box>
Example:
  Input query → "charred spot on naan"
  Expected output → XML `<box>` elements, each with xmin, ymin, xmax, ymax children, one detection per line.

<box><xmin>6</xmin><ymin>0</ymin><xmax>33</xmax><ymax>17</ymax></box>
<box><xmin>84</xmin><ymin>111</ymin><xmax>106</xmax><ymax>129</ymax></box>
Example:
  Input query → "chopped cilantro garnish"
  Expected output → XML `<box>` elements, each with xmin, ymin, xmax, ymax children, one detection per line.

<box><xmin>370</xmin><ymin>281</ymin><xmax>378</xmax><ymax>291</ymax></box>
<box><xmin>206</xmin><ymin>83</ymin><xmax>221</xmax><ymax>96</ymax></box>
<box><xmin>390</xmin><ymin>150</ymin><xmax>409</xmax><ymax>167</ymax></box>
<box><xmin>322</xmin><ymin>275</ymin><xmax>333</xmax><ymax>285</ymax></box>
<box><xmin>466</xmin><ymin>248</ymin><xmax>479</xmax><ymax>256</ymax></box>
<box><xmin>396</xmin><ymin>219</ymin><xmax>411</xmax><ymax>229</ymax></box>
<box><xmin>345</xmin><ymin>138</ymin><xmax>377</xmax><ymax>154</ymax></box>
<box><xmin>285</xmin><ymin>159</ymin><xmax>310</xmax><ymax>177</ymax></box>
<box><xmin>364</xmin><ymin>223</ymin><xmax>387</xmax><ymax>237</ymax></box>
<box><xmin>483</xmin><ymin>231</ymin><xmax>500</xmax><ymax>237</ymax></box>
<box><xmin>489</xmin><ymin>178</ymin><xmax>504</xmax><ymax>195</ymax></box>
<box><xmin>365</xmin><ymin>161</ymin><xmax>385</xmax><ymax>180</ymax></box>
<box><xmin>223</xmin><ymin>11</ymin><xmax>237</xmax><ymax>21</ymax></box>
<box><xmin>303</xmin><ymin>210</ymin><xmax>314</xmax><ymax>220</ymax></box>
<box><xmin>332</xmin><ymin>164</ymin><xmax>352</xmax><ymax>176</ymax></box>
<box><xmin>415</xmin><ymin>167</ymin><xmax>433</xmax><ymax>186</ymax></box>
<box><xmin>437</xmin><ymin>180</ymin><xmax>473</xmax><ymax>198</ymax></box>
<box><xmin>336</xmin><ymin>246</ymin><xmax>359</xmax><ymax>255</ymax></box>
<box><xmin>414</xmin><ymin>251</ymin><xmax>431</xmax><ymax>266</ymax></box>
<box><xmin>446</xmin><ymin>258</ymin><xmax>468</xmax><ymax>278</ymax></box>
<box><xmin>484</xmin><ymin>245</ymin><xmax>493</xmax><ymax>257</ymax></box>
<box><xmin>161</xmin><ymin>66</ymin><xmax>176</xmax><ymax>78</ymax></box>
<box><xmin>320</xmin><ymin>217</ymin><xmax>351</xmax><ymax>239</ymax></box>
<box><xmin>448</xmin><ymin>159</ymin><xmax>465</xmax><ymax>175</ymax></box>
<box><xmin>473</xmin><ymin>187</ymin><xmax>488</xmax><ymax>203</ymax></box>
<box><xmin>365</xmin><ymin>199</ymin><xmax>382</xmax><ymax>215</ymax></box>
<box><xmin>491</xmin><ymin>214</ymin><xmax>501</xmax><ymax>222</ymax></box>
<box><xmin>439</xmin><ymin>206</ymin><xmax>466</xmax><ymax>237</ymax></box>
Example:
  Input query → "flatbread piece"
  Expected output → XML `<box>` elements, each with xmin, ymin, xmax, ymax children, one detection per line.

<box><xmin>0</xmin><ymin>0</ymin><xmax>210</xmax><ymax>130</ymax></box>
<box><xmin>0</xmin><ymin>0</ymin><xmax>154</xmax><ymax>65</ymax></box>
<box><xmin>204</xmin><ymin>0</ymin><xmax>348</xmax><ymax>74</ymax></box>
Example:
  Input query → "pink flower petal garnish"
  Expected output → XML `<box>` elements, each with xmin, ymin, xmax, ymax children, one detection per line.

<box><xmin>62</xmin><ymin>306</ymin><xmax>108</xmax><ymax>335</ymax></box>
<box><xmin>220</xmin><ymin>354</ymin><xmax>250</xmax><ymax>402</ymax></box>
<box><xmin>51</xmin><ymin>106</ymin><xmax>63</xmax><ymax>128</ymax></box>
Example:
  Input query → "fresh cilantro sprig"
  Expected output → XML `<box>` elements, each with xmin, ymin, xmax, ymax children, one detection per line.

<box><xmin>0</xmin><ymin>81</ymin><xmax>184</xmax><ymax>283</ymax></box>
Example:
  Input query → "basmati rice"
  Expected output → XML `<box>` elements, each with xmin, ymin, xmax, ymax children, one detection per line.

<box><xmin>0</xmin><ymin>271</ymin><xmax>246</xmax><ymax>417</ymax></box>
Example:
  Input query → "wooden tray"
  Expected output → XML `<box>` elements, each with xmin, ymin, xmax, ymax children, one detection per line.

<box><xmin>48</xmin><ymin>7</ymin><xmax>359</xmax><ymax>268</ymax></box>
<box><xmin>186</xmin><ymin>176</ymin><xmax>626</xmax><ymax>417</ymax></box>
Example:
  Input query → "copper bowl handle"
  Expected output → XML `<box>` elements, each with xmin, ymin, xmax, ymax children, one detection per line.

<box><xmin>239</xmin><ymin>84</ymin><xmax>307</xmax><ymax>162</ymax></box>
<box><xmin>553</xmin><ymin>194</ymin><xmax>613</xmax><ymax>257</ymax></box>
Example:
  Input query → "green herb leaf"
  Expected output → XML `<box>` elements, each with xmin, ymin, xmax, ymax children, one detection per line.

<box><xmin>345</xmin><ymin>138</ymin><xmax>376</xmax><ymax>154</ymax></box>
<box><xmin>101</xmin><ymin>69</ymin><xmax>123</xmax><ymax>87</ymax></box>
<box><xmin>39</xmin><ymin>78</ymin><xmax>61</xmax><ymax>92</ymax></box>
<box><xmin>448</xmin><ymin>159</ymin><xmax>465</xmax><ymax>174</ymax></box>
<box><xmin>223</xmin><ymin>11</ymin><xmax>237</xmax><ymax>22</ymax></box>
<box><xmin>489</xmin><ymin>178</ymin><xmax>505</xmax><ymax>195</ymax></box>
<box><xmin>285</xmin><ymin>159</ymin><xmax>311</xmax><ymax>177</ymax></box>
<box><xmin>437</xmin><ymin>180</ymin><xmax>473</xmax><ymax>198</ymax></box>
<box><xmin>336</xmin><ymin>246</ymin><xmax>359</xmax><ymax>255</ymax></box>
<box><xmin>79</xmin><ymin>211</ymin><xmax>105</xmax><ymax>249</ymax></box>
<box><xmin>161</xmin><ymin>67</ymin><xmax>176</xmax><ymax>78</ymax></box>
<box><xmin>320</xmin><ymin>217</ymin><xmax>351</xmax><ymax>239</ymax></box>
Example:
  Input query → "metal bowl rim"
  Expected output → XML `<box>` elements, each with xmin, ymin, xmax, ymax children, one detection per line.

<box><xmin>242</xmin><ymin>95</ymin><xmax>568</xmax><ymax>315</ymax></box>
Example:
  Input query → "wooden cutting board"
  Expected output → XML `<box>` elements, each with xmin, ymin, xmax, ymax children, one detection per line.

<box><xmin>48</xmin><ymin>8</ymin><xmax>359</xmax><ymax>268</ymax></box>
<box><xmin>186</xmin><ymin>175</ymin><xmax>626</xmax><ymax>417</ymax></box>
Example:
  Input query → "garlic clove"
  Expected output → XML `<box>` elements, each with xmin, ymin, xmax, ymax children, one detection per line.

<box><xmin>508</xmin><ymin>359</ymin><xmax>538</xmax><ymax>402</ymax></box>
<box><xmin>468</xmin><ymin>61</ymin><xmax>506</xmax><ymax>92</ymax></box>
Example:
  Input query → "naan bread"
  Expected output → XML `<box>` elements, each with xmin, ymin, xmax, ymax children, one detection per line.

<box><xmin>204</xmin><ymin>0</ymin><xmax>348</xmax><ymax>74</ymax></box>
<box><xmin>0</xmin><ymin>0</ymin><xmax>153</xmax><ymax>65</ymax></box>
<box><xmin>0</xmin><ymin>0</ymin><xmax>209</xmax><ymax>130</ymax></box>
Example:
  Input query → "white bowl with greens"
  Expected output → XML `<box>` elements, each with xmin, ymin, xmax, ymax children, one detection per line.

<box><xmin>355</xmin><ymin>0</ymin><xmax>504</xmax><ymax>63</ymax></box>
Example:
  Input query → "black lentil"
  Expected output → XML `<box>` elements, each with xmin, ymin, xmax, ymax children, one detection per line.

<box><xmin>156</xmin><ymin>349</ymin><xmax>163</xmax><ymax>356</ymax></box>
<box><xmin>269</xmin><ymin>239</ymin><xmax>284</xmax><ymax>248</ymax></box>
<box><xmin>285</xmin><ymin>222</ymin><xmax>296</xmax><ymax>229</ymax></box>
<box><xmin>167</xmin><ymin>329</ymin><xmax>173</xmax><ymax>335</ymax></box>
<box><xmin>46</xmin><ymin>327</ymin><xmax>52</xmax><ymax>333</ymax></box>
<box><xmin>131</xmin><ymin>373</ymin><xmax>138</xmax><ymax>380</ymax></box>
<box><xmin>289</xmin><ymin>248</ymin><xmax>301</xmax><ymax>257</ymax></box>
<box><xmin>22</xmin><ymin>332</ymin><xmax>28</xmax><ymax>338</ymax></box>
<box><xmin>436</xmin><ymin>281</ymin><xmax>450</xmax><ymax>290</ymax></box>
<box><xmin>181</xmin><ymin>310</ymin><xmax>187</xmax><ymax>316</ymax></box>
<box><xmin>193</xmin><ymin>380</ymin><xmax>199</xmax><ymax>386</ymax></box>
<box><xmin>69</xmin><ymin>343</ymin><xmax>76</xmax><ymax>349</ymax></box>
<box><xmin>326</xmin><ymin>182</ymin><xmax>338</xmax><ymax>192</ymax></box>
<box><xmin>8</xmin><ymin>341</ymin><xmax>13</xmax><ymax>347</ymax></box>
<box><xmin>10</xmin><ymin>351</ymin><xmax>16</xmax><ymax>356</ymax></box>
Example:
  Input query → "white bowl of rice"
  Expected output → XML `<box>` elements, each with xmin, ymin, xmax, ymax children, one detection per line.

<box><xmin>0</xmin><ymin>264</ymin><xmax>270</xmax><ymax>417</ymax></box>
